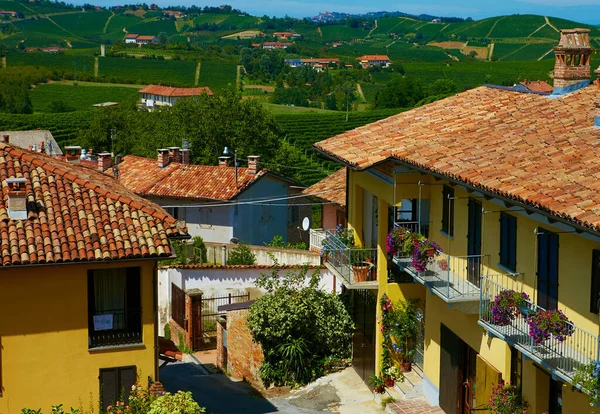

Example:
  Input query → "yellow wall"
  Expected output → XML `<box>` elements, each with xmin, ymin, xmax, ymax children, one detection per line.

<box><xmin>0</xmin><ymin>261</ymin><xmax>158</xmax><ymax>413</ymax></box>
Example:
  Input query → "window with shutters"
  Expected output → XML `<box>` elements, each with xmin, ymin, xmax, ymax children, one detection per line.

<box><xmin>88</xmin><ymin>267</ymin><xmax>142</xmax><ymax>349</ymax></box>
<box><xmin>590</xmin><ymin>250</ymin><xmax>600</xmax><ymax>314</ymax></box>
<box><xmin>499</xmin><ymin>213</ymin><xmax>517</xmax><ymax>272</ymax></box>
<box><xmin>441</xmin><ymin>185</ymin><xmax>454</xmax><ymax>236</ymax></box>
<box><xmin>99</xmin><ymin>366</ymin><xmax>137</xmax><ymax>410</ymax></box>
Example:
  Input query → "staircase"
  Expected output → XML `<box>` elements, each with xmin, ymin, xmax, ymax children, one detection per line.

<box><xmin>394</xmin><ymin>367</ymin><xmax>424</xmax><ymax>400</ymax></box>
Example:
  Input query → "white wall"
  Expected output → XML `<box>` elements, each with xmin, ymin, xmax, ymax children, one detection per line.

<box><xmin>204</xmin><ymin>242</ymin><xmax>321</xmax><ymax>266</ymax></box>
<box><xmin>157</xmin><ymin>266</ymin><xmax>342</xmax><ymax>335</ymax></box>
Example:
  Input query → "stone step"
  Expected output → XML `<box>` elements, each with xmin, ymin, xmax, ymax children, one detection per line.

<box><xmin>395</xmin><ymin>369</ymin><xmax>424</xmax><ymax>400</ymax></box>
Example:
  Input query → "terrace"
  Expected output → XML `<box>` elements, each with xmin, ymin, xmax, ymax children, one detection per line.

<box><xmin>479</xmin><ymin>275</ymin><xmax>600</xmax><ymax>384</ymax></box>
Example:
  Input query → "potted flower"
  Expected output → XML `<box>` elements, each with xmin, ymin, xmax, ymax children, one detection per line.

<box><xmin>412</xmin><ymin>239</ymin><xmax>442</xmax><ymax>272</ymax></box>
<box><xmin>573</xmin><ymin>359</ymin><xmax>600</xmax><ymax>406</ymax></box>
<box><xmin>437</xmin><ymin>258</ymin><xmax>449</xmax><ymax>271</ymax></box>
<box><xmin>369</xmin><ymin>374</ymin><xmax>386</xmax><ymax>394</ymax></box>
<box><xmin>390</xmin><ymin>299</ymin><xmax>420</xmax><ymax>372</ymax></box>
<box><xmin>351</xmin><ymin>249</ymin><xmax>374</xmax><ymax>282</ymax></box>
<box><xmin>383</xmin><ymin>366</ymin><xmax>403</xmax><ymax>387</ymax></box>
<box><xmin>490</xmin><ymin>290</ymin><xmax>530</xmax><ymax>326</ymax></box>
<box><xmin>489</xmin><ymin>382</ymin><xmax>528</xmax><ymax>414</ymax></box>
<box><xmin>386</xmin><ymin>226</ymin><xmax>410</xmax><ymax>256</ymax></box>
<box><xmin>527</xmin><ymin>309</ymin><xmax>573</xmax><ymax>344</ymax></box>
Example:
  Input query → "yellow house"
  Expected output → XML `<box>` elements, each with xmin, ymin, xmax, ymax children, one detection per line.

<box><xmin>0</xmin><ymin>143</ymin><xmax>186</xmax><ymax>412</ymax></box>
<box><xmin>315</xmin><ymin>29</ymin><xmax>600</xmax><ymax>414</ymax></box>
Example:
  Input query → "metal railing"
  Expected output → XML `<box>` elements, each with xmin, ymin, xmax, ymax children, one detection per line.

<box><xmin>397</xmin><ymin>252</ymin><xmax>489</xmax><ymax>302</ymax></box>
<box><xmin>89</xmin><ymin>308</ymin><xmax>143</xmax><ymax>349</ymax></box>
<box><xmin>480</xmin><ymin>275</ymin><xmax>600</xmax><ymax>383</ymax></box>
<box><xmin>322</xmin><ymin>230</ymin><xmax>378</xmax><ymax>285</ymax></box>
<box><xmin>309</xmin><ymin>228</ymin><xmax>328</xmax><ymax>253</ymax></box>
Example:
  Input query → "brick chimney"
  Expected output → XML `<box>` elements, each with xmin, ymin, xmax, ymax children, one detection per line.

<box><xmin>6</xmin><ymin>177</ymin><xmax>27</xmax><ymax>220</ymax></box>
<box><xmin>38</xmin><ymin>141</ymin><xmax>45</xmax><ymax>153</ymax></box>
<box><xmin>157</xmin><ymin>149</ymin><xmax>169</xmax><ymax>168</ymax></box>
<box><xmin>181</xmin><ymin>148</ymin><xmax>190</xmax><ymax>165</ymax></box>
<box><xmin>247</xmin><ymin>155</ymin><xmax>260</xmax><ymax>174</ymax></box>
<box><xmin>553</xmin><ymin>29</ymin><xmax>592</xmax><ymax>91</ymax></box>
<box><xmin>64</xmin><ymin>146</ymin><xmax>82</xmax><ymax>164</ymax></box>
<box><xmin>97</xmin><ymin>152</ymin><xmax>112</xmax><ymax>172</ymax></box>
<box><xmin>2</xmin><ymin>135</ymin><xmax>8</xmax><ymax>144</ymax></box>
<box><xmin>218</xmin><ymin>156</ymin><xmax>231</xmax><ymax>167</ymax></box>
<box><xmin>168</xmin><ymin>147</ymin><xmax>182</xmax><ymax>163</ymax></box>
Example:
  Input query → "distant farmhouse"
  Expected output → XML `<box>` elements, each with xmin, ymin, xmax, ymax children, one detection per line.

<box><xmin>285</xmin><ymin>58</ymin><xmax>340</xmax><ymax>70</ymax></box>
<box><xmin>124</xmin><ymin>33</ymin><xmax>158</xmax><ymax>46</ymax></box>
<box><xmin>262</xmin><ymin>42</ymin><xmax>289</xmax><ymax>50</ymax></box>
<box><xmin>273</xmin><ymin>31</ymin><xmax>301</xmax><ymax>40</ymax></box>
<box><xmin>163</xmin><ymin>10</ymin><xmax>184</xmax><ymax>18</ymax></box>
<box><xmin>139</xmin><ymin>85</ymin><xmax>213</xmax><ymax>111</ymax></box>
<box><xmin>356</xmin><ymin>54</ymin><xmax>391</xmax><ymax>68</ymax></box>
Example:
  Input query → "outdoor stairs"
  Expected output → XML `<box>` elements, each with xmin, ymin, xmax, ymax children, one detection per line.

<box><xmin>395</xmin><ymin>366</ymin><xmax>424</xmax><ymax>400</ymax></box>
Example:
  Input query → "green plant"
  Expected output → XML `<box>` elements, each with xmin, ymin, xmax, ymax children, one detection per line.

<box><xmin>226</xmin><ymin>243</ymin><xmax>257</xmax><ymax>265</ymax></box>
<box><xmin>127</xmin><ymin>382</ymin><xmax>155</xmax><ymax>413</ymax></box>
<box><xmin>265</xmin><ymin>235</ymin><xmax>307</xmax><ymax>250</ymax></box>
<box><xmin>369</xmin><ymin>374</ymin><xmax>386</xmax><ymax>394</ymax></box>
<box><xmin>489</xmin><ymin>382</ymin><xmax>528</xmax><ymax>414</ymax></box>
<box><xmin>247</xmin><ymin>259</ymin><xmax>354</xmax><ymax>387</ymax></box>
<box><xmin>177</xmin><ymin>332</ymin><xmax>193</xmax><ymax>354</ymax></box>
<box><xmin>164</xmin><ymin>323</ymin><xmax>171</xmax><ymax>340</ymax></box>
<box><xmin>148</xmin><ymin>391</ymin><xmax>205</xmax><ymax>414</ymax></box>
<box><xmin>527</xmin><ymin>309</ymin><xmax>573</xmax><ymax>344</ymax></box>
<box><xmin>491</xmin><ymin>290</ymin><xmax>530</xmax><ymax>326</ymax></box>
<box><xmin>573</xmin><ymin>360</ymin><xmax>600</xmax><ymax>406</ymax></box>
<box><xmin>384</xmin><ymin>298</ymin><xmax>420</xmax><ymax>363</ymax></box>
<box><xmin>381</xmin><ymin>396</ymin><xmax>396</xmax><ymax>408</ymax></box>
<box><xmin>21</xmin><ymin>410</ymin><xmax>42</xmax><ymax>414</ymax></box>
<box><xmin>190</xmin><ymin>236</ymin><xmax>207</xmax><ymax>264</ymax></box>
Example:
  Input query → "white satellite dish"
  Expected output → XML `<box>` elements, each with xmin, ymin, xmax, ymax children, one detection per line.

<box><xmin>301</xmin><ymin>217</ymin><xmax>310</xmax><ymax>231</ymax></box>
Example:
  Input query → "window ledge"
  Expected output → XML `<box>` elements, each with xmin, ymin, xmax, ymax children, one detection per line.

<box><xmin>88</xmin><ymin>343</ymin><xmax>146</xmax><ymax>353</ymax></box>
<box><xmin>496</xmin><ymin>263</ymin><xmax>518</xmax><ymax>275</ymax></box>
<box><xmin>439</xmin><ymin>230</ymin><xmax>454</xmax><ymax>239</ymax></box>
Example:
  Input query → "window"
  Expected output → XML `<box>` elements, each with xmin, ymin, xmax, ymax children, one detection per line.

<box><xmin>441</xmin><ymin>185</ymin><xmax>454</xmax><ymax>236</ymax></box>
<box><xmin>99</xmin><ymin>366</ymin><xmax>136</xmax><ymax>410</ymax></box>
<box><xmin>288</xmin><ymin>205</ymin><xmax>300</xmax><ymax>225</ymax></box>
<box><xmin>500</xmin><ymin>213</ymin><xmax>517</xmax><ymax>272</ymax></box>
<box><xmin>510</xmin><ymin>347</ymin><xmax>522</xmax><ymax>390</ymax></box>
<box><xmin>88</xmin><ymin>267</ymin><xmax>142</xmax><ymax>349</ymax></box>
<box><xmin>590</xmin><ymin>250</ymin><xmax>600</xmax><ymax>314</ymax></box>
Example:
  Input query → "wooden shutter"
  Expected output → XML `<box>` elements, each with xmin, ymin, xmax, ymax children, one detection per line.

<box><xmin>439</xmin><ymin>324</ymin><xmax>460</xmax><ymax>413</ymax></box>
<box><xmin>475</xmin><ymin>355</ymin><xmax>503</xmax><ymax>409</ymax></box>
<box><xmin>100</xmin><ymin>368</ymin><xmax>118</xmax><ymax>410</ymax></box>
<box><xmin>172</xmin><ymin>283</ymin><xmax>185</xmax><ymax>327</ymax></box>
<box><xmin>119</xmin><ymin>366</ymin><xmax>137</xmax><ymax>402</ymax></box>
<box><xmin>590</xmin><ymin>250</ymin><xmax>600</xmax><ymax>314</ymax></box>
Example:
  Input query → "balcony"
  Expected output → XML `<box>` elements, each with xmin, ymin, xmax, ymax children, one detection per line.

<box><xmin>479</xmin><ymin>275</ymin><xmax>600</xmax><ymax>384</ymax></box>
<box><xmin>394</xmin><ymin>252</ymin><xmax>489</xmax><ymax>313</ymax></box>
<box><xmin>322</xmin><ymin>230</ymin><xmax>378</xmax><ymax>289</ymax></box>
<box><xmin>309</xmin><ymin>228</ymin><xmax>328</xmax><ymax>253</ymax></box>
<box><xmin>89</xmin><ymin>308</ymin><xmax>143</xmax><ymax>349</ymax></box>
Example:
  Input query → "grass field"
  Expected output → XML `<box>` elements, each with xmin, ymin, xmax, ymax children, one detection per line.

<box><xmin>320</xmin><ymin>25</ymin><xmax>369</xmax><ymax>42</ymax></box>
<box><xmin>126</xmin><ymin>18</ymin><xmax>178</xmax><ymax>35</ymax></box>
<box><xmin>8</xmin><ymin>52</ymin><xmax>95</xmax><ymax>76</ymax></box>
<box><xmin>197</xmin><ymin>61</ymin><xmax>237</xmax><ymax>90</ymax></box>
<box><xmin>30</xmin><ymin>83</ymin><xmax>140</xmax><ymax>112</ymax></box>
<box><xmin>98</xmin><ymin>56</ymin><xmax>196</xmax><ymax>85</ymax></box>
<box><xmin>359</xmin><ymin>83</ymin><xmax>385</xmax><ymax>103</ymax></box>
<box><xmin>12</xmin><ymin>18</ymin><xmax>72</xmax><ymax>38</ymax></box>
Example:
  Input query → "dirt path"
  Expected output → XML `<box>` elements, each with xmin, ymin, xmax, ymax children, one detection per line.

<box><xmin>103</xmin><ymin>11</ymin><xmax>115</xmax><ymax>34</ymax></box>
<box><xmin>317</xmin><ymin>27</ymin><xmax>322</xmax><ymax>38</ymax></box>
<box><xmin>194</xmin><ymin>61</ymin><xmax>201</xmax><ymax>86</ymax></box>
<box><xmin>538</xmin><ymin>47</ymin><xmax>555</xmax><ymax>61</ymax></box>
<box><xmin>488</xmin><ymin>42</ymin><xmax>495</xmax><ymax>61</ymax></box>
<box><xmin>545</xmin><ymin>16</ymin><xmax>559</xmax><ymax>33</ymax></box>
<box><xmin>356</xmin><ymin>82</ymin><xmax>366</xmax><ymax>102</ymax></box>
<box><xmin>367</xmin><ymin>20</ymin><xmax>378</xmax><ymax>37</ymax></box>
<box><xmin>528</xmin><ymin>23</ymin><xmax>548</xmax><ymax>38</ymax></box>
<box><xmin>486</xmin><ymin>16</ymin><xmax>506</xmax><ymax>38</ymax></box>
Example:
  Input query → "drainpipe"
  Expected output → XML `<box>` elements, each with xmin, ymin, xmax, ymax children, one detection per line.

<box><xmin>153</xmin><ymin>261</ymin><xmax>159</xmax><ymax>382</ymax></box>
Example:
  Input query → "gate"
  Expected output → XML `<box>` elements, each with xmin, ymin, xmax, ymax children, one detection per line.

<box><xmin>351</xmin><ymin>289</ymin><xmax>377</xmax><ymax>384</ymax></box>
<box><xmin>413</xmin><ymin>308</ymin><xmax>425</xmax><ymax>373</ymax></box>
<box><xmin>192</xmin><ymin>292</ymin><xmax>250</xmax><ymax>351</ymax></box>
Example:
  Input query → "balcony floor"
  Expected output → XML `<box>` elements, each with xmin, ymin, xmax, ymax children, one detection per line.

<box><xmin>324</xmin><ymin>262</ymin><xmax>379</xmax><ymax>290</ymax></box>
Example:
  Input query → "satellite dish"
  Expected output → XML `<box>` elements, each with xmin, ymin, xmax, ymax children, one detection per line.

<box><xmin>301</xmin><ymin>217</ymin><xmax>310</xmax><ymax>231</ymax></box>
<box><xmin>230</xmin><ymin>237</ymin><xmax>239</xmax><ymax>244</ymax></box>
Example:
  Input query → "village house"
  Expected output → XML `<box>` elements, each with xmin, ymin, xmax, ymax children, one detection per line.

<box><xmin>138</xmin><ymin>85</ymin><xmax>213</xmax><ymax>110</ymax></box>
<box><xmin>135</xmin><ymin>35</ymin><xmax>158</xmax><ymax>45</ymax></box>
<box><xmin>356</xmin><ymin>54</ymin><xmax>391</xmax><ymax>68</ymax></box>
<box><xmin>0</xmin><ymin>143</ymin><xmax>186</xmax><ymax>412</ymax></box>
<box><xmin>284</xmin><ymin>58</ymin><xmax>340</xmax><ymax>69</ymax></box>
<box><xmin>124</xmin><ymin>33</ymin><xmax>139</xmax><ymax>44</ymax></box>
<box><xmin>273</xmin><ymin>31</ymin><xmax>301</xmax><ymax>40</ymax></box>
<box><xmin>0</xmin><ymin>131</ymin><xmax>62</xmax><ymax>156</ymax></box>
<box><xmin>163</xmin><ymin>10</ymin><xmax>183</xmax><ymax>18</ymax></box>
<box><xmin>0</xmin><ymin>10</ymin><xmax>17</xmax><ymax>17</ymax></box>
<box><xmin>314</xmin><ymin>28</ymin><xmax>600</xmax><ymax>414</ymax></box>
<box><xmin>101</xmin><ymin>148</ymin><xmax>310</xmax><ymax>246</ymax></box>
<box><xmin>262</xmin><ymin>41</ymin><xmax>289</xmax><ymax>50</ymax></box>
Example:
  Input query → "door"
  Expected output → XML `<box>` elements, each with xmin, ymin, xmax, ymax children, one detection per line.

<box><xmin>549</xmin><ymin>378</ymin><xmax>563</xmax><ymax>414</ymax></box>
<box><xmin>352</xmin><ymin>289</ymin><xmax>377</xmax><ymax>384</ymax></box>
<box><xmin>467</xmin><ymin>198</ymin><xmax>482</xmax><ymax>286</ymax></box>
<box><xmin>537</xmin><ymin>228</ymin><xmax>559</xmax><ymax>310</ymax></box>
<box><xmin>462</xmin><ymin>348</ymin><xmax>477</xmax><ymax>414</ymax></box>
<box><xmin>440</xmin><ymin>324</ymin><xmax>461</xmax><ymax>413</ymax></box>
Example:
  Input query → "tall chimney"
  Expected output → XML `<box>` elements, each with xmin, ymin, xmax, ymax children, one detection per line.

<box><xmin>168</xmin><ymin>147</ymin><xmax>182</xmax><ymax>163</ymax></box>
<box><xmin>64</xmin><ymin>146</ymin><xmax>82</xmax><ymax>164</ymax></box>
<box><xmin>97</xmin><ymin>152</ymin><xmax>112</xmax><ymax>172</ymax></box>
<box><xmin>218</xmin><ymin>156</ymin><xmax>231</xmax><ymax>167</ymax></box>
<box><xmin>247</xmin><ymin>155</ymin><xmax>260</xmax><ymax>174</ymax></box>
<box><xmin>553</xmin><ymin>29</ymin><xmax>592</xmax><ymax>92</ymax></box>
<box><xmin>6</xmin><ymin>177</ymin><xmax>27</xmax><ymax>220</ymax></box>
<box><xmin>181</xmin><ymin>149</ymin><xmax>190</xmax><ymax>165</ymax></box>
<box><xmin>2</xmin><ymin>135</ymin><xmax>8</xmax><ymax>144</ymax></box>
<box><xmin>157</xmin><ymin>149</ymin><xmax>169</xmax><ymax>168</ymax></box>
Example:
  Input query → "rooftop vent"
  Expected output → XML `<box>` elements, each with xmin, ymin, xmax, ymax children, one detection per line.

<box><xmin>218</xmin><ymin>156</ymin><xmax>231</xmax><ymax>167</ymax></box>
<box><xmin>6</xmin><ymin>177</ymin><xmax>27</xmax><ymax>220</ymax></box>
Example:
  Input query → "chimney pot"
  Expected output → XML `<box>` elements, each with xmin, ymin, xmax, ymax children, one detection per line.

<box><xmin>167</xmin><ymin>147</ymin><xmax>182</xmax><ymax>163</ymax></box>
<box><xmin>157</xmin><ymin>149</ymin><xmax>170</xmax><ymax>168</ymax></box>
<box><xmin>218</xmin><ymin>156</ymin><xmax>231</xmax><ymax>167</ymax></box>
<box><xmin>6</xmin><ymin>177</ymin><xmax>27</xmax><ymax>219</ymax></box>
<box><xmin>247</xmin><ymin>155</ymin><xmax>260</xmax><ymax>174</ymax></box>
<box><xmin>553</xmin><ymin>28</ymin><xmax>593</xmax><ymax>93</ymax></box>
<box><xmin>64</xmin><ymin>146</ymin><xmax>82</xmax><ymax>164</ymax></box>
<box><xmin>97</xmin><ymin>152</ymin><xmax>112</xmax><ymax>172</ymax></box>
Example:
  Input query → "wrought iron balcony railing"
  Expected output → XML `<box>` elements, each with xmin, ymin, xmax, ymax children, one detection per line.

<box><xmin>322</xmin><ymin>230</ymin><xmax>378</xmax><ymax>286</ymax></box>
<box><xmin>479</xmin><ymin>275</ymin><xmax>599</xmax><ymax>384</ymax></box>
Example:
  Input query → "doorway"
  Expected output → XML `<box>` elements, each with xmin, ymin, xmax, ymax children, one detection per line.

<box><xmin>352</xmin><ymin>289</ymin><xmax>377</xmax><ymax>384</ymax></box>
<box><xmin>440</xmin><ymin>324</ymin><xmax>477</xmax><ymax>414</ymax></box>
<box><xmin>537</xmin><ymin>228</ymin><xmax>559</xmax><ymax>310</ymax></box>
<box><xmin>467</xmin><ymin>198</ymin><xmax>482</xmax><ymax>286</ymax></box>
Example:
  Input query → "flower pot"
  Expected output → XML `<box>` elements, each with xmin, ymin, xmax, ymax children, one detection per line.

<box><xmin>384</xmin><ymin>377</ymin><xmax>395</xmax><ymax>387</ymax></box>
<box><xmin>426</xmin><ymin>248</ymin><xmax>435</xmax><ymax>257</ymax></box>
<box><xmin>375</xmin><ymin>385</ymin><xmax>385</xmax><ymax>394</ymax></box>
<box><xmin>352</xmin><ymin>265</ymin><xmax>370</xmax><ymax>283</ymax></box>
<box><xmin>400</xmin><ymin>362</ymin><xmax>412</xmax><ymax>372</ymax></box>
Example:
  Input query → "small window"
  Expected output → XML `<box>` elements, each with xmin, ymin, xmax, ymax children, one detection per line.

<box><xmin>500</xmin><ymin>213</ymin><xmax>517</xmax><ymax>272</ymax></box>
<box><xmin>289</xmin><ymin>205</ymin><xmax>300</xmax><ymax>225</ymax></box>
<box><xmin>441</xmin><ymin>185</ymin><xmax>454</xmax><ymax>236</ymax></box>
<box><xmin>88</xmin><ymin>267</ymin><xmax>142</xmax><ymax>349</ymax></box>
<box><xmin>590</xmin><ymin>250</ymin><xmax>600</xmax><ymax>314</ymax></box>
<box><xmin>100</xmin><ymin>366</ymin><xmax>136</xmax><ymax>410</ymax></box>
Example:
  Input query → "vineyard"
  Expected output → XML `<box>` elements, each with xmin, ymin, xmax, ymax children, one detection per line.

<box><xmin>98</xmin><ymin>57</ymin><xmax>197</xmax><ymax>86</ymax></box>
<box><xmin>197</xmin><ymin>61</ymin><xmax>238</xmax><ymax>91</ymax></box>
<box><xmin>8</xmin><ymin>53</ymin><xmax>96</xmax><ymax>77</ymax></box>
<box><xmin>30</xmin><ymin>83</ymin><xmax>140</xmax><ymax>113</ymax></box>
<box><xmin>0</xmin><ymin>111</ymin><xmax>93</xmax><ymax>146</ymax></box>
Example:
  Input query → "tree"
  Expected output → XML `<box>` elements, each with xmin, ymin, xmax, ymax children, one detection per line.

<box><xmin>428</xmin><ymin>79</ymin><xmax>457</xmax><ymax>96</ymax></box>
<box><xmin>373</xmin><ymin>76</ymin><xmax>425</xmax><ymax>109</ymax></box>
<box><xmin>157</xmin><ymin>32</ymin><xmax>168</xmax><ymax>45</ymax></box>
<box><xmin>226</xmin><ymin>244</ymin><xmax>256</xmax><ymax>265</ymax></box>
<box><xmin>0</xmin><ymin>83</ymin><xmax>32</xmax><ymax>114</ymax></box>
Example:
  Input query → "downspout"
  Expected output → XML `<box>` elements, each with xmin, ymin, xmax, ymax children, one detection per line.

<box><xmin>153</xmin><ymin>260</ymin><xmax>159</xmax><ymax>382</ymax></box>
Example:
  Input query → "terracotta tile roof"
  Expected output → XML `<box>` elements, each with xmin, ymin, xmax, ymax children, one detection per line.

<box><xmin>125</xmin><ymin>33</ymin><xmax>139</xmax><ymax>38</ymax></box>
<box><xmin>0</xmin><ymin>144</ymin><xmax>184</xmax><ymax>267</ymax></box>
<box><xmin>519</xmin><ymin>80</ymin><xmax>554</xmax><ymax>93</ymax></box>
<box><xmin>136</xmin><ymin>35</ymin><xmax>156</xmax><ymax>41</ymax></box>
<box><xmin>314</xmin><ymin>84</ymin><xmax>600</xmax><ymax>232</ymax></box>
<box><xmin>302</xmin><ymin>168</ymin><xmax>346</xmax><ymax>207</ymax></box>
<box><xmin>112</xmin><ymin>155</ymin><xmax>266</xmax><ymax>200</ymax></box>
<box><xmin>139</xmin><ymin>85</ymin><xmax>213</xmax><ymax>97</ymax></box>
<box><xmin>357</xmin><ymin>55</ymin><xmax>390</xmax><ymax>61</ymax></box>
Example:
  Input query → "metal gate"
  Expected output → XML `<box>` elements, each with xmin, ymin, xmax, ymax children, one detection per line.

<box><xmin>192</xmin><ymin>292</ymin><xmax>250</xmax><ymax>351</ymax></box>
<box><xmin>414</xmin><ymin>308</ymin><xmax>425</xmax><ymax>373</ymax></box>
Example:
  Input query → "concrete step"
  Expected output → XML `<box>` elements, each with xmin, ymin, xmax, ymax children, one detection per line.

<box><xmin>394</xmin><ymin>369</ymin><xmax>424</xmax><ymax>400</ymax></box>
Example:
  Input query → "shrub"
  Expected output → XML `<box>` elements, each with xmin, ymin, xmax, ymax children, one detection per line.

<box><xmin>573</xmin><ymin>360</ymin><xmax>600</xmax><ymax>406</ymax></box>
<box><xmin>226</xmin><ymin>243</ymin><xmax>256</xmax><ymax>265</ymax></box>
<box><xmin>190</xmin><ymin>236</ymin><xmax>207</xmax><ymax>263</ymax></box>
<box><xmin>265</xmin><ymin>235</ymin><xmax>306</xmax><ymax>250</ymax></box>
<box><xmin>177</xmin><ymin>332</ymin><xmax>193</xmax><ymax>354</ymax></box>
<box><xmin>489</xmin><ymin>382</ymin><xmax>528</xmax><ymax>414</ymax></box>
<box><xmin>164</xmin><ymin>323</ymin><xmax>171</xmax><ymax>340</ymax></box>
<box><xmin>148</xmin><ymin>391</ymin><xmax>205</xmax><ymax>414</ymax></box>
<box><xmin>247</xmin><ymin>260</ymin><xmax>354</xmax><ymax>387</ymax></box>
